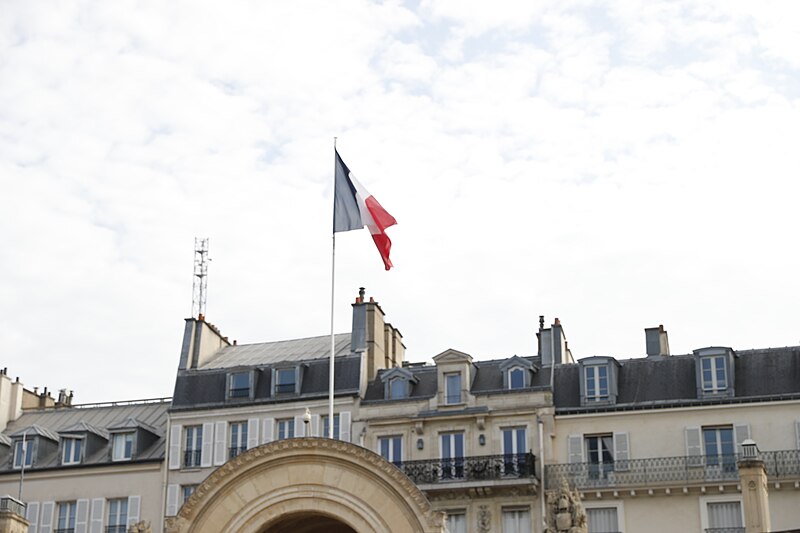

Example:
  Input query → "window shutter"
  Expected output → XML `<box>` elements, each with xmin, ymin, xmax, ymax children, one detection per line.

<box><xmin>294</xmin><ymin>415</ymin><xmax>306</xmax><ymax>437</ymax></box>
<box><xmin>127</xmin><ymin>495</ymin><xmax>140</xmax><ymax>526</ymax></box>
<box><xmin>39</xmin><ymin>501</ymin><xmax>54</xmax><ymax>533</ymax></box>
<box><xmin>26</xmin><ymin>501</ymin><xmax>39</xmax><ymax>533</ymax></box>
<box><xmin>213</xmin><ymin>421</ymin><xmax>228</xmax><ymax>466</ymax></box>
<box><xmin>75</xmin><ymin>499</ymin><xmax>89</xmax><ymax>533</ymax></box>
<box><xmin>340</xmin><ymin>411</ymin><xmax>352</xmax><ymax>442</ymax></box>
<box><xmin>311</xmin><ymin>414</ymin><xmax>320</xmax><ymax>437</ymax></box>
<box><xmin>89</xmin><ymin>498</ymin><xmax>104</xmax><ymax>533</ymax></box>
<box><xmin>166</xmin><ymin>484</ymin><xmax>180</xmax><ymax>516</ymax></box>
<box><xmin>201</xmin><ymin>422</ymin><xmax>214</xmax><ymax>467</ymax></box>
<box><xmin>795</xmin><ymin>420</ymin><xmax>800</xmax><ymax>450</ymax></box>
<box><xmin>247</xmin><ymin>418</ymin><xmax>260</xmax><ymax>449</ymax></box>
<box><xmin>567</xmin><ymin>434</ymin><xmax>584</xmax><ymax>463</ymax></box>
<box><xmin>685</xmin><ymin>427</ymin><xmax>703</xmax><ymax>466</ymax></box>
<box><xmin>262</xmin><ymin>418</ymin><xmax>274</xmax><ymax>444</ymax></box>
<box><xmin>169</xmin><ymin>424</ymin><xmax>182</xmax><ymax>470</ymax></box>
<box><xmin>613</xmin><ymin>432</ymin><xmax>630</xmax><ymax>471</ymax></box>
<box><xmin>734</xmin><ymin>423</ymin><xmax>751</xmax><ymax>453</ymax></box>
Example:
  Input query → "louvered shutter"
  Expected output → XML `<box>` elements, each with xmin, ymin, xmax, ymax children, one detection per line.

<box><xmin>310</xmin><ymin>414</ymin><xmax>320</xmax><ymax>437</ymax></box>
<box><xmin>39</xmin><ymin>501</ymin><xmax>54</xmax><ymax>533</ymax></box>
<box><xmin>294</xmin><ymin>415</ymin><xmax>305</xmax><ymax>437</ymax></box>
<box><xmin>166</xmin><ymin>484</ymin><xmax>180</xmax><ymax>516</ymax></box>
<box><xmin>795</xmin><ymin>420</ymin><xmax>800</xmax><ymax>450</ymax></box>
<box><xmin>127</xmin><ymin>495</ymin><xmax>140</xmax><ymax>526</ymax></box>
<box><xmin>247</xmin><ymin>418</ymin><xmax>260</xmax><ymax>449</ymax></box>
<box><xmin>200</xmin><ymin>422</ymin><xmax>214</xmax><ymax>467</ymax></box>
<box><xmin>169</xmin><ymin>424</ymin><xmax>182</xmax><ymax>470</ymax></box>
<box><xmin>214</xmin><ymin>421</ymin><xmax>228</xmax><ymax>465</ymax></box>
<box><xmin>340</xmin><ymin>411</ymin><xmax>352</xmax><ymax>442</ymax></box>
<box><xmin>734</xmin><ymin>423</ymin><xmax>751</xmax><ymax>453</ymax></box>
<box><xmin>685</xmin><ymin>427</ymin><xmax>703</xmax><ymax>466</ymax></box>
<box><xmin>568</xmin><ymin>435</ymin><xmax>584</xmax><ymax>463</ymax></box>
<box><xmin>89</xmin><ymin>498</ymin><xmax>104</xmax><ymax>533</ymax></box>
<box><xmin>262</xmin><ymin>418</ymin><xmax>274</xmax><ymax>443</ymax></box>
<box><xmin>613</xmin><ymin>432</ymin><xmax>630</xmax><ymax>471</ymax></box>
<box><xmin>75</xmin><ymin>499</ymin><xmax>89</xmax><ymax>533</ymax></box>
<box><xmin>26</xmin><ymin>501</ymin><xmax>39</xmax><ymax>533</ymax></box>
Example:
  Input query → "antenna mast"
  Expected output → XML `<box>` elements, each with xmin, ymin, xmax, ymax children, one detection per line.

<box><xmin>191</xmin><ymin>237</ymin><xmax>210</xmax><ymax>318</ymax></box>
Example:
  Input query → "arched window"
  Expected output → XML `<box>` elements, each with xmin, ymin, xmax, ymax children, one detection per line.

<box><xmin>509</xmin><ymin>367</ymin><xmax>525</xmax><ymax>389</ymax></box>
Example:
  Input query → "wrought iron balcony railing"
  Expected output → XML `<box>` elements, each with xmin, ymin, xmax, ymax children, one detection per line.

<box><xmin>229</xmin><ymin>446</ymin><xmax>247</xmax><ymax>459</ymax></box>
<box><xmin>705</xmin><ymin>528</ymin><xmax>745</xmax><ymax>533</ymax></box>
<box><xmin>395</xmin><ymin>453</ymin><xmax>535</xmax><ymax>485</ymax></box>
<box><xmin>183</xmin><ymin>449</ymin><xmax>202</xmax><ymax>468</ymax></box>
<box><xmin>0</xmin><ymin>496</ymin><xmax>26</xmax><ymax>517</ymax></box>
<box><xmin>105</xmin><ymin>526</ymin><xmax>127</xmax><ymax>533</ymax></box>
<box><xmin>545</xmin><ymin>449</ymin><xmax>800</xmax><ymax>490</ymax></box>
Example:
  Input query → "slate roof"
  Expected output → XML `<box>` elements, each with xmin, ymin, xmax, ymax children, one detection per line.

<box><xmin>0</xmin><ymin>399</ymin><xmax>169</xmax><ymax>473</ymax></box>
<box><xmin>554</xmin><ymin>346</ymin><xmax>800</xmax><ymax>413</ymax></box>
<box><xmin>200</xmin><ymin>333</ymin><xmax>351</xmax><ymax>369</ymax></box>
<box><xmin>171</xmin><ymin>354</ymin><xmax>362</xmax><ymax>410</ymax></box>
<box><xmin>59</xmin><ymin>421</ymin><xmax>109</xmax><ymax>440</ymax></box>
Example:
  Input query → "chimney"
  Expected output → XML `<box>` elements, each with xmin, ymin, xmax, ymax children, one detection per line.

<box><xmin>645</xmin><ymin>325</ymin><xmax>670</xmax><ymax>357</ymax></box>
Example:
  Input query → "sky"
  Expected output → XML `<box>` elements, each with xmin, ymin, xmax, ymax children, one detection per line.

<box><xmin>2</xmin><ymin>0</ymin><xmax>799</xmax><ymax>404</ymax></box>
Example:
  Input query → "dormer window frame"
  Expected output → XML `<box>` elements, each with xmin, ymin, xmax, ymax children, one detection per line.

<box><xmin>111</xmin><ymin>431</ymin><xmax>135</xmax><ymax>462</ymax></box>
<box><xmin>508</xmin><ymin>367</ymin><xmax>526</xmax><ymax>389</ymax></box>
<box><xmin>272</xmin><ymin>366</ymin><xmax>300</xmax><ymax>395</ymax></box>
<box><xmin>13</xmin><ymin>438</ymin><xmax>34</xmax><ymax>469</ymax></box>
<box><xmin>694</xmin><ymin>347</ymin><xmax>736</xmax><ymax>398</ymax></box>
<box><xmin>444</xmin><ymin>372</ymin><xmax>463</xmax><ymax>405</ymax></box>
<box><xmin>380</xmin><ymin>367</ymin><xmax>418</xmax><ymax>400</ymax></box>
<box><xmin>227</xmin><ymin>370</ymin><xmax>255</xmax><ymax>400</ymax></box>
<box><xmin>578</xmin><ymin>357</ymin><xmax>620</xmax><ymax>407</ymax></box>
<box><xmin>499</xmin><ymin>356</ymin><xmax>536</xmax><ymax>390</ymax></box>
<box><xmin>61</xmin><ymin>436</ymin><xmax>84</xmax><ymax>466</ymax></box>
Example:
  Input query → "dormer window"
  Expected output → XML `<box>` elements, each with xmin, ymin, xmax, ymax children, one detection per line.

<box><xmin>578</xmin><ymin>357</ymin><xmax>620</xmax><ymax>407</ymax></box>
<box><xmin>585</xmin><ymin>365</ymin><xmax>609</xmax><ymax>401</ymax></box>
<box><xmin>499</xmin><ymin>356</ymin><xmax>536</xmax><ymax>390</ymax></box>
<box><xmin>380</xmin><ymin>367</ymin><xmax>418</xmax><ymax>400</ymax></box>
<box><xmin>509</xmin><ymin>368</ymin><xmax>525</xmax><ymax>389</ymax></box>
<box><xmin>62</xmin><ymin>437</ymin><xmax>83</xmax><ymax>465</ymax></box>
<box><xmin>445</xmin><ymin>373</ymin><xmax>462</xmax><ymax>404</ymax></box>
<box><xmin>112</xmin><ymin>432</ymin><xmax>134</xmax><ymax>461</ymax></box>
<box><xmin>228</xmin><ymin>371</ymin><xmax>253</xmax><ymax>399</ymax></box>
<box><xmin>693</xmin><ymin>347</ymin><xmax>736</xmax><ymax>398</ymax></box>
<box><xmin>275</xmin><ymin>368</ymin><xmax>297</xmax><ymax>394</ymax></box>
<box><xmin>13</xmin><ymin>439</ymin><xmax>33</xmax><ymax>469</ymax></box>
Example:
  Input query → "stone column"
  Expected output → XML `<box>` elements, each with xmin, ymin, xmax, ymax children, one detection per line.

<box><xmin>737</xmin><ymin>440</ymin><xmax>771</xmax><ymax>533</ymax></box>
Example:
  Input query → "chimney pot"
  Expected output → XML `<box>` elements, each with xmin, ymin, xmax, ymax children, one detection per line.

<box><xmin>359</xmin><ymin>287</ymin><xmax>366</xmax><ymax>300</ymax></box>
<box><xmin>554</xmin><ymin>318</ymin><xmax>561</xmax><ymax>326</ymax></box>
<box><xmin>369</xmin><ymin>296</ymin><xmax>375</xmax><ymax>303</ymax></box>
<box><xmin>539</xmin><ymin>316</ymin><xmax>545</xmax><ymax>330</ymax></box>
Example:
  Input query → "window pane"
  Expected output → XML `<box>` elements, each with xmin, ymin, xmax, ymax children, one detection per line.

<box><xmin>390</xmin><ymin>378</ymin><xmax>406</xmax><ymax>399</ymax></box>
<box><xmin>708</xmin><ymin>501</ymin><xmax>742</xmax><ymax>528</ymax></box>
<box><xmin>509</xmin><ymin>368</ymin><xmax>524</xmax><ymax>389</ymax></box>
<box><xmin>446</xmin><ymin>512</ymin><xmax>466</xmax><ymax>533</ymax></box>
<box><xmin>587</xmin><ymin>507</ymin><xmax>618</xmax><ymax>533</ymax></box>
<box><xmin>446</xmin><ymin>374</ymin><xmax>461</xmax><ymax>404</ymax></box>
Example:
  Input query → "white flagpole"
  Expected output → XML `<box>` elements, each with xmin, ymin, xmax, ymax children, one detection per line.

<box><xmin>329</xmin><ymin>137</ymin><xmax>338</xmax><ymax>439</ymax></box>
<box><xmin>18</xmin><ymin>431</ymin><xmax>26</xmax><ymax>501</ymax></box>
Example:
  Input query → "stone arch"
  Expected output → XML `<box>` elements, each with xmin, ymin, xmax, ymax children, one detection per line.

<box><xmin>165</xmin><ymin>438</ymin><xmax>444</xmax><ymax>533</ymax></box>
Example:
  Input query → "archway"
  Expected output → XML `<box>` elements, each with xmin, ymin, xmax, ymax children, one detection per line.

<box><xmin>165</xmin><ymin>438</ymin><xmax>444</xmax><ymax>533</ymax></box>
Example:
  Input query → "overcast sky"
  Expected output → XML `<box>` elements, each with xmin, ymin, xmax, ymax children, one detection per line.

<box><xmin>2</xmin><ymin>1</ymin><xmax>799</xmax><ymax>404</ymax></box>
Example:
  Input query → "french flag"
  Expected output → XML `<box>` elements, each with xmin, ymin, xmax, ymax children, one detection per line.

<box><xmin>333</xmin><ymin>150</ymin><xmax>397</xmax><ymax>270</ymax></box>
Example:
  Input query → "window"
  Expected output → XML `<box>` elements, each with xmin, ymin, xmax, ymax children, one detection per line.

<box><xmin>445</xmin><ymin>373</ymin><xmax>462</xmax><ymax>405</ymax></box>
<box><xmin>182</xmin><ymin>485</ymin><xmax>197</xmax><ymax>504</ymax></box>
<box><xmin>585</xmin><ymin>435</ymin><xmax>614</xmax><ymax>480</ymax></box>
<box><xmin>62</xmin><ymin>437</ymin><xmax>82</xmax><ymax>465</ymax></box>
<box><xmin>228</xmin><ymin>371</ymin><xmax>251</xmax><ymax>398</ymax></box>
<box><xmin>112</xmin><ymin>432</ymin><xmax>134</xmax><ymax>462</ymax></box>
<box><xmin>277</xmin><ymin>418</ymin><xmax>295</xmax><ymax>440</ymax></box>
<box><xmin>56</xmin><ymin>501</ymin><xmax>77</xmax><ymax>533</ymax></box>
<box><xmin>107</xmin><ymin>499</ymin><xmax>128</xmax><ymax>533</ymax></box>
<box><xmin>501</xmin><ymin>508</ymin><xmax>531</xmax><ymax>533</ymax></box>
<box><xmin>389</xmin><ymin>377</ymin><xmax>407</xmax><ymax>399</ymax></box>
<box><xmin>703</xmin><ymin>426</ymin><xmax>736</xmax><ymax>471</ymax></box>
<box><xmin>184</xmin><ymin>425</ymin><xmax>203</xmax><ymax>468</ymax></box>
<box><xmin>445</xmin><ymin>511</ymin><xmax>466</xmax><ymax>533</ymax></box>
<box><xmin>502</xmin><ymin>427</ymin><xmax>528</xmax><ymax>475</ymax></box>
<box><xmin>706</xmin><ymin>501</ymin><xmax>743</xmax><ymax>531</ymax></box>
<box><xmin>322</xmin><ymin>414</ymin><xmax>340</xmax><ymax>440</ymax></box>
<box><xmin>508</xmin><ymin>367</ymin><xmax>525</xmax><ymax>389</ymax></box>
<box><xmin>585</xmin><ymin>365</ymin><xmax>609</xmax><ymax>401</ymax></box>
<box><xmin>275</xmin><ymin>368</ymin><xmax>296</xmax><ymax>394</ymax></box>
<box><xmin>379</xmin><ymin>436</ymin><xmax>403</xmax><ymax>466</ymax></box>
<box><xmin>440</xmin><ymin>433</ymin><xmax>465</xmax><ymax>479</ymax></box>
<box><xmin>229</xmin><ymin>421</ymin><xmax>248</xmax><ymax>459</ymax></box>
<box><xmin>587</xmin><ymin>507</ymin><xmax>619</xmax><ymax>533</ymax></box>
<box><xmin>13</xmin><ymin>439</ymin><xmax>33</xmax><ymax>469</ymax></box>
<box><xmin>701</xmin><ymin>356</ymin><xmax>727</xmax><ymax>392</ymax></box>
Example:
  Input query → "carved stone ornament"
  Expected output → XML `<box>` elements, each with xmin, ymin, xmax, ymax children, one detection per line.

<box><xmin>477</xmin><ymin>505</ymin><xmax>491</xmax><ymax>533</ymax></box>
<box><xmin>127</xmin><ymin>521</ymin><xmax>152</xmax><ymax>533</ymax></box>
<box><xmin>544</xmin><ymin>479</ymin><xmax>588</xmax><ymax>533</ymax></box>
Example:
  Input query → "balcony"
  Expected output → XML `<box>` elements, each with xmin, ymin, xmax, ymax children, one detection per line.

<box><xmin>0</xmin><ymin>496</ymin><xmax>26</xmax><ymax>517</ymax></box>
<box><xmin>397</xmin><ymin>453</ymin><xmax>535</xmax><ymax>486</ymax></box>
<box><xmin>229</xmin><ymin>446</ymin><xmax>247</xmax><ymax>459</ymax></box>
<box><xmin>705</xmin><ymin>528</ymin><xmax>745</xmax><ymax>533</ymax></box>
<box><xmin>105</xmin><ymin>526</ymin><xmax>127</xmax><ymax>533</ymax></box>
<box><xmin>545</xmin><ymin>449</ymin><xmax>800</xmax><ymax>490</ymax></box>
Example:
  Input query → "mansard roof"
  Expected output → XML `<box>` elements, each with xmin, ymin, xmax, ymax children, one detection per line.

<box><xmin>200</xmin><ymin>333</ymin><xmax>352</xmax><ymax>369</ymax></box>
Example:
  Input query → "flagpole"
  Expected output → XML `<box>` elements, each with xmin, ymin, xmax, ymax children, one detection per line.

<box><xmin>329</xmin><ymin>137</ymin><xmax>338</xmax><ymax>439</ymax></box>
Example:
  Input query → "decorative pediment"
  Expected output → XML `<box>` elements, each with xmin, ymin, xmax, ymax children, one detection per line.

<box><xmin>432</xmin><ymin>349</ymin><xmax>473</xmax><ymax>365</ymax></box>
<box><xmin>499</xmin><ymin>355</ymin><xmax>536</xmax><ymax>372</ymax></box>
<box><xmin>380</xmin><ymin>367</ymin><xmax>418</xmax><ymax>384</ymax></box>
